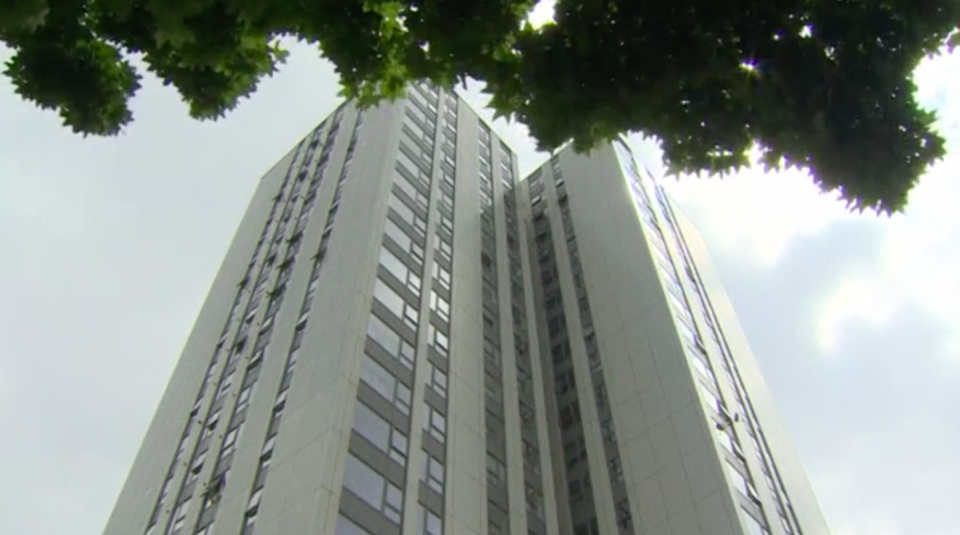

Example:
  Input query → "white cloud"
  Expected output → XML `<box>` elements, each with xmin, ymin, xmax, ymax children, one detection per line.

<box><xmin>813</xmin><ymin>161</ymin><xmax>960</xmax><ymax>359</ymax></box>
<box><xmin>664</xmin><ymin>164</ymin><xmax>854</xmax><ymax>267</ymax></box>
<box><xmin>814</xmin><ymin>276</ymin><xmax>899</xmax><ymax>353</ymax></box>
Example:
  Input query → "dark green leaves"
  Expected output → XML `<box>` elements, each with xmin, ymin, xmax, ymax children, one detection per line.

<box><xmin>4</xmin><ymin>4</ymin><xmax>141</xmax><ymax>136</ymax></box>
<box><xmin>2</xmin><ymin>0</ymin><xmax>957</xmax><ymax>212</ymax></box>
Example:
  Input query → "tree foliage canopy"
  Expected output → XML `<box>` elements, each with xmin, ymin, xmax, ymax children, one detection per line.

<box><xmin>2</xmin><ymin>0</ymin><xmax>957</xmax><ymax>212</ymax></box>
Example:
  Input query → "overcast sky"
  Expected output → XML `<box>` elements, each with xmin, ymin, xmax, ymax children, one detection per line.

<box><xmin>1</xmin><ymin>11</ymin><xmax>959</xmax><ymax>535</ymax></box>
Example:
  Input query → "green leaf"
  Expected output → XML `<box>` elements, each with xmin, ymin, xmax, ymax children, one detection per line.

<box><xmin>1</xmin><ymin>0</ymin><xmax>956</xmax><ymax>212</ymax></box>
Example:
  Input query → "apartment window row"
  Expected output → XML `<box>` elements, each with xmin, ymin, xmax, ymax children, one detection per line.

<box><xmin>398</xmin><ymin>140</ymin><xmax>433</xmax><ymax>183</ymax></box>
<box><xmin>416</xmin><ymin>504</ymin><xmax>443</xmax><ymax>535</ymax></box>
<box><xmin>380</xmin><ymin>245</ymin><xmax>422</xmax><ymax>297</ymax></box>
<box><xmin>340</xmin><ymin>124</ymin><xmax>439</xmax><ymax>530</ymax></box>
<box><xmin>352</xmin><ymin>399</ymin><xmax>409</xmax><ymax>465</ymax></box>
<box><xmin>373</xmin><ymin>277</ymin><xmax>420</xmax><ymax>332</ymax></box>
<box><xmin>360</xmin><ymin>352</ymin><xmax>413</xmax><ymax>415</ymax></box>
<box><xmin>318</xmin><ymin>114</ymin><xmax>363</xmax><ymax>267</ymax></box>
<box><xmin>409</xmin><ymin>92</ymin><xmax>457</xmax><ymax>531</ymax></box>
<box><xmin>478</xmin><ymin>124</ymin><xmax>510</xmax><ymax>534</ymax></box>
<box><xmin>402</xmin><ymin>119</ymin><xmax>434</xmax><ymax>152</ymax></box>
<box><xmin>190</xmin><ymin>313</ymin><xmax>280</xmax><ymax>533</ymax></box>
<box><xmin>148</xmin><ymin>124</ymin><xmax>334</xmax><ymax>535</ymax></box>
<box><xmin>531</xmin><ymin>207</ymin><xmax>598</xmax><ymax>528</ymax></box>
<box><xmin>342</xmin><ymin>453</ymin><xmax>405</xmax><ymax>523</ymax></box>
<box><xmin>617</xmin><ymin>139</ymin><xmax>787</xmax><ymax>534</ymax></box>
<box><xmin>649</xmin><ymin>183</ymin><xmax>792</xmax><ymax>534</ymax></box>
<box><xmin>394</xmin><ymin>163</ymin><xmax>430</xmax><ymax>213</ymax></box>
<box><xmin>502</xmin><ymin>156</ymin><xmax>546</xmax><ymax>532</ymax></box>
<box><xmin>367</xmin><ymin>309</ymin><xmax>416</xmax><ymax>370</ymax></box>
<box><xmin>408</xmin><ymin>85</ymin><xmax>438</xmax><ymax>121</ymax></box>
<box><xmin>390</xmin><ymin>190</ymin><xmax>428</xmax><ymax>239</ymax></box>
<box><xmin>238</xmin><ymin>322</ymin><xmax>302</xmax><ymax>535</ymax></box>
<box><xmin>238</xmin><ymin>109</ymin><xmax>361</xmax><ymax>535</ymax></box>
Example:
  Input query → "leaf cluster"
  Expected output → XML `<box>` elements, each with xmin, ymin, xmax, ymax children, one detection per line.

<box><xmin>2</xmin><ymin>0</ymin><xmax>957</xmax><ymax>211</ymax></box>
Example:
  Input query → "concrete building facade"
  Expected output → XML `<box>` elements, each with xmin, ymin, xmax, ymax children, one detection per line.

<box><xmin>102</xmin><ymin>83</ymin><xmax>829</xmax><ymax>535</ymax></box>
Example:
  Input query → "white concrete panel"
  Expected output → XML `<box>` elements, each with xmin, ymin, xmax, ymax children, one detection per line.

<box><xmin>681</xmin><ymin>445</ymin><xmax>725</xmax><ymax>503</ymax></box>
<box><xmin>636</xmin><ymin>474</ymin><xmax>669</xmax><ymax>530</ymax></box>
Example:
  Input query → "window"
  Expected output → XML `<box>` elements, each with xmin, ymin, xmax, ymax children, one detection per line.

<box><xmin>379</xmin><ymin>246</ymin><xmax>421</xmax><ymax>295</ymax></box>
<box><xmin>245</xmin><ymin>487</ymin><xmax>263</xmax><ymax>524</ymax></box>
<box><xmin>555</xmin><ymin>369</ymin><xmax>575</xmax><ymax>397</ymax></box>
<box><xmin>394</xmin><ymin>168</ymin><xmax>429</xmax><ymax>211</ymax></box>
<box><xmin>438</xmin><ymin>186</ymin><xmax>454</xmax><ymax>213</ymax></box>
<box><xmin>422</xmin><ymin>404</ymin><xmax>446</xmax><ymax>443</ymax></box>
<box><xmin>526</xmin><ymin>483</ymin><xmax>544</xmax><ymax>519</ymax></box>
<box><xmin>274</xmin><ymin>388</ymin><xmax>289</xmax><ymax>412</ymax></box>
<box><xmin>519</xmin><ymin>401</ymin><xmax>536</xmax><ymax>431</ymax></box>
<box><xmin>559</xmin><ymin>402</ymin><xmax>581</xmax><ymax>431</ymax></box>
<box><xmin>568</xmin><ymin>479</ymin><xmax>586</xmax><ymax>502</ymax></box>
<box><xmin>221</xmin><ymin>426</ymin><xmax>240</xmax><ymax>457</ymax></box>
<box><xmin>486</xmin><ymin>452</ymin><xmax>506</xmax><ymax>487</ymax></box>
<box><xmin>668</xmin><ymin>291</ymin><xmax>696</xmax><ymax>325</ymax></box>
<box><xmin>563</xmin><ymin>436</ymin><xmax>587</xmax><ymax>469</ymax></box>
<box><xmin>434</xmin><ymin>234</ymin><xmax>452</xmax><ymax>262</ymax></box>
<box><xmin>256</xmin><ymin>449</ymin><xmax>272</xmax><ymax>479</ymax></box>
<box><xmin>600</xmin><ymin>417</ymin><xmax>617</xmax><ymax>443</ymax></box>
<box><xmin>523</xmin><ymin>440</ymin><xmax>541</xmax><ymax>474</ymax></box>
<box><xmin>425</xmin><ymin>361</ymin><xmax>447</xmax><ymax>399</ymax></box>
<box><xmin>616</xmin><ymin>499</ymin><xmax>633</xmax><ymax>530</ymax></box>
<box><xmin>261</xmin><ymin>434</ymin><xmax>277</xmax><ymax>457</ymax></box>
<box><xmin>217</xmin><ymin>371</ymin><xmax>234</xmax><ymax>398</ymax></box>
<box><xmin>384</xmin><ymin>218</ymin><xmax>424</xmax><ymax>263</ymax></box>
<box><xmin>726</xmin><ymin>461</ymin><xmax>754</xmax><ymax>498</ymax></box>
<box><xmin>373</xmin><ymin>279</ymin><xmax>419</xmax><ymax>330</ymax></box>
<box><xmin>416</xmin><ymin>504</ymin><xmax>443</xmax><ymax>535</ymax></box>
<box><xmin>188</xmin><ymin>450</ymin><xmax>207</xmax><ymax>483</ymax></box>
<box><xmin>235</xmin><ymin>384</ymin><xmax>253</xmax><ymax>413</ymax></box>
<box><xmin>739</xmin><ymin>508</ymin><xmax>771</xmax><ymax>535</ymax></box>
<box><xmin>402</xmin><ymin>122</ymin><xmax>434</xmax><ymax>151</ymax></box>
<box><xmin>688</xmin><ymin>346</ymin><xmax>716</xmax><ymax>383</ymax></box>
<box><xmin>389</xmin><ymin>193</ymin><xmax>426</xmax><ymax>236</ymax></box>
<box><xmin>335</xmin><ymin>514</ymin><xmax>371</xmax><ymax>535</ymax></box>
<box><xmin>437</xmin><ymin>211</ymin><xmax>453</xmax><ymax>233</ymax></box>
<box><xmin>419</xmin><ymin>450</ymin><xmax>445</xmax><ymax>494</ymax></box>
<box><xmin>342</xmin><ymin>454</ymin><xmax>404</xmax><ymax>523</ymax></box>
<box><xmin>716</xmin><ymin>424</ymin><xmax>742</xmax><ymax>458</ymax></box>
<box><xmin>352</xmin><ymin>401</ymin><xmax>408</xmax><ymax>465</ymax></box>
<box><xmin>484</xmin><ymin>369</ymin><xmax>503</xmax><ymax>409</ymax></box>
<box><xmin>427</xmin><ymin>324</ymin><xmax>449</xmax><ymax>357</ymax></box>
<box><xmin>696</xmin><ymin>379</ymin><xmax>725</xmax><ymax>415</ymax></box>
<box><xmin>169</xmin><ymin>501</ymin><xmax>190</xmax><ymax>533</ymax></box>
<box><xmin>205</xmin><ymin>408</ymin><xmax>222</xmax><ymax>432</ymax></box>
<box><xmin>397</xmin><ymin>145</ymin><xmax>430</xmax><ymax>181</ymax></box>
<box><xmin>359</xmin><ymin>355</ymin><xmax>412</xmax><ymax>415</ymax></box>
<box><xmin>367</xmin><ymin>313</ymin><xmax>415</xmax><ymax>369</ymax></box>
<box><xmin>408</xmin><ymin>90</ymin><xmax>437</xmax><ymax>116</ymax></box>
<box><xmin>430</xmin><ymin>290</ymin><xmax>450</xmax><ymax>322</ymax></box>
<box><xmin>677</xmin><ymin>318</ymin><xmax>702</xmax><ymax>349</ymax></box>
<box><xmin>432</xmin><ymin>262</ymin><xmax>451</xmax><ymax>291</ymax></box>
<box><xmin>250</xmin><ymin>345</ymin><xmax>266</xmax><ymax>367</ymax></box>
<box><xmin>609</xmin><ymin>456</ymin><xmax>625</xmax><ymax>485</ymax></box>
